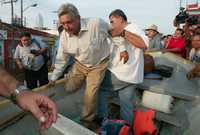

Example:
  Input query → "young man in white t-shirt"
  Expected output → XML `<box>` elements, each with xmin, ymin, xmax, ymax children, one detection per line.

<box><xmin>98</xmin><ymin>9</ymin><xmax>148</xmax><ymax>124</ymax></box>
<box><xmin>14</xmin><ymin>32</ymin><xmax>48</xmax><ymax>89</ymax></box>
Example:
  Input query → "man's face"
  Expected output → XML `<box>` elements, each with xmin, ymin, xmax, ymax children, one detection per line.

<box><xmin>174</xmin><ymin>30</ymin><xmax>183</xmax><ymax>38</ymax></box>
<box><xmin>59</xmin><ymin>14</ymin><xmax>80</xmax><ymax>35</ymax></box>
<box><xmin>147</xmin><ymin>30</ymin><xmax>157</xmax><ymax>39</ymax></box>
<box><xmin>20</xmin><ymin>36</ymin><xmax>31</xmax><ymax>46</ymax></box>
<box><xmin>109</xmin><ymin>15</ymin><xmax>124</xmax><ymax>31</ymax></box>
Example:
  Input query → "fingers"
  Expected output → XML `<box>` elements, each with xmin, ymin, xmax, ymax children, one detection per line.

<box><xmin>38</xmin><ymin>96</ymin><xmax>58</xmax><ymax>129</ymax></box>
<box><xmin>43</xmin><ymin>96</ymin><xmax>58</xmax><ymax>123</ymax></box>
<box><xmin>15</xmin><ymin>91</ymin><xmax>57</xmax><ymax>130</ymax></box>
<box><xmin>120</xmin><ymin>51</ymin><xmax>129</xmax><ymax>64</ymax></box>
<box><xmin>47</xmin><ymin>80</ymin><xmax>56</xmax><ymax>87</ymax></box>
<box><xmin>186</xmin><ymin>73</ymin><xmax>193</xmax><ymax>80</ymax></box>
<box><xmin>123</xmin><ymin>55</ymin><xmax>129</xmax><ymax>64</ymax></box>
<box><xmin>29</xmin><ymin>94</ymin><xmax>57</xmax><ymax>130</ymax></box>
<box><xmin>29</xmin><ymin>101</ymin><xmax>47</xmax><ymax>125</ymax></box>
<box><xmin>33</xmin><ymin>96</ymin><xmax>58</xmax><ymax>129</ymax></box>
<box><xmin>39</xmin><ymin>107</ymin><xmax>54</xmax><ymax>130</ymax></box>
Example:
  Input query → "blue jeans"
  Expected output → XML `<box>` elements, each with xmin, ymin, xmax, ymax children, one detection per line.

<box><xmin>98</xmin><ymin>70</ymin><xmax>138</xmax><ymax>124</ymax></box>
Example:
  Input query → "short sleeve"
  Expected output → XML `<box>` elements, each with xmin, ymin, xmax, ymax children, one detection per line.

<box><xmin>125</xmin><ymin>23</ymin><xmax>149</xmax><ymax>48</ymax></box>
<box><xmin>14</xmin><ymin>45</ymin><xmax>20</xmax><ymax>59</ymax></box>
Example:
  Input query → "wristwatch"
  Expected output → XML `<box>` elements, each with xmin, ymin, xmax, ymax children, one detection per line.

<box><xmin>120</xmin><ymin>29</ymin><xmax>126</xmax><ymax>37</ymax></box>
<box><xmin>10</xmin><ymin>84</ymin><xmax>28</xmax><ymax>104</ymax></box>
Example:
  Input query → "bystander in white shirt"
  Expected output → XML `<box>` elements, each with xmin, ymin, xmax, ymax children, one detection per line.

<box><xmin>109</xmin><ymin>22</ymin><xmax>149</xmax><ymax>84</ymax></box>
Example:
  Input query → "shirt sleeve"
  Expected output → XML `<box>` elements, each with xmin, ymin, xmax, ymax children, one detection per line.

<box><xmin>50</xmin><ymin>35</ymin><xmax>70</xmax><ymax>81</ymax></box>
<box><xmin>124</xmin><ymin>23</ymin><xmax>149</xmax><ymax>48</ymax></box>
<box><xmin>14</xmin><ymin>45</ymin><xmax>20</xmax><ymax>59</ymax></box>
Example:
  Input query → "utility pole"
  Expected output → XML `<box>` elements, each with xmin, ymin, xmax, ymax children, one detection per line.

<box><xmin>2</xmin><ymin>0</ymin><xmax>18</xmax><ymax>24</ymax></box>
<box><xmin>11</xmin><ymin>0</ymin><xmax>14</xmax><ymax>24</ymax></box>
<box><xmin>20</xmin><ymin>0</ymin><xmax>23</xmax><ymax>26</ymax></box>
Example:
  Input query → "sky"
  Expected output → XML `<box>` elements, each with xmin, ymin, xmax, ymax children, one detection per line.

<box><xmin>0</xmin><ymin>0</ymin><xmax>198</xmax><ymax>34</ymax></box>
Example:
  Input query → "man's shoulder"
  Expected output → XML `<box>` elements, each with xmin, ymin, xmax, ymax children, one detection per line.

<box><xmin>125</xmin><ymin>22</ymin><xmax>139</xmax><ymax>30</ymax></box>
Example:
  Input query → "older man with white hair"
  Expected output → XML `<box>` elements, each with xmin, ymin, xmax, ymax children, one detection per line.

<box><xmin>48</xmin><ymin>3</ymin><xmax>128</xmax><ymax>129</ymax></box>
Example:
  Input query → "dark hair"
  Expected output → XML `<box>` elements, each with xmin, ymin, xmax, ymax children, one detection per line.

<box><xmin>20</xmin><ymin>32</ymin><xmax>31</xmax><ymax>38</ymax></box>
<box><xmin>192</xmin><ymin>32</ymin><xmax>200</xmax><ymax>39</ymax></box>
<box><xmin>109</xmin><ymin>9</ymin><xmax>127</xmax><ymax>21</ymax></box>
<box><xmin>161</xmin><ymin>35</ymin><xmax>167</xmax><ymax>40</ymax></box>
<box><xmin>176</xmin><ymin>28</ymin><xmax>184</xmax><ymax>35</ymax></box>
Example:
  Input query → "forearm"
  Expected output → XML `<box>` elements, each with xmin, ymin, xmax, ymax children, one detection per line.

<box><xmin>124</xmin><ymin>30</ymin><xmax>147</xmax><ymax>49</ymax></box>
<box><xmin>51</xmin><ymin>54</ymin><xmax>69</xmax><ymax>81</ymax></box>
<box><xmin>164</xmin><ymin>48</ymin><xmax>182</xmax><ymax>53</ymax></box>
<box><xmin>0</xmin><ymin>66</ymin><xmax>19</xmax><ymax>97</ymax></box>
<box><xmin>15</xmin><ymin>58</ymin><xmax>22</xmax><ymax>66</ymax></box>
<box><xmin>38</xmin><ymin>48</ymin><xmax>47</xmax><ymax>55</ymax></box>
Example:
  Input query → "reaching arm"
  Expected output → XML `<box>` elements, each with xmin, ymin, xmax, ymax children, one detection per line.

<box><xmin>0</xmin><ymin>66</ymin><xmax>58</xmax><ymax>129</ymax></box>
<box><xmin>124</xmin><ymin>30</ymin><xmax>147</xmax><ymax>50</ymax></box>
<box><xmin>50</xmin><ymin>36</ymin><xmax>70</xmax><ymax>81</ymax></box>
<box><xmin>122</xmin><ymin>23</ymin><xmax>149</xmax><ymax>50</ymax></box>
<box><xmin>162</xmin><ymin>48</ymin><xmax>183</xmax><ymax>53</ymax></box>
<box><xmin>0</xmin><ymin>66</ymin><xmax>19</xmax><ymax>97</ymax></box>
<box><xmin>15</xmin><ymin>58</ymin><xmax>23</xmax><ymax>70</ymax></box>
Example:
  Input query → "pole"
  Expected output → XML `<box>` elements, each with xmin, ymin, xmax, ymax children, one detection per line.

<box><xmin>20</xmin><ymin>0</ymin><xmax>23</xmax><ymax>26</ymax></box>
<box><xmin>11</xmin><ymin>0</ymin><xmax>14</xmax><ymax>24</ymax></box>
<box><xmin>2</xmin><ymin>0</ymin><xmax>18</xmax><ymax>24</ymax></box>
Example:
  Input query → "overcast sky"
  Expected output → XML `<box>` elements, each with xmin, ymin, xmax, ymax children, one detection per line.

<box><xmin>0</xmin><ymin>0</ymin><xmax>198</xmax><ymax>34</ymax></box>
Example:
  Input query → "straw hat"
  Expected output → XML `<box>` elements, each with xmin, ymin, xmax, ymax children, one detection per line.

<box><xmin>146</xmin><ymin>24</ymin><xmax>158</xmax><ymax>32</ymax></box>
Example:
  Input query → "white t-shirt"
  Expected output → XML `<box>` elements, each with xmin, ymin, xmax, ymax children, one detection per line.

<box><xmin>14</xmin><ymin>42</ymin><xmax>45</xmax><ymax>71</ymax></box>
<box><xmin>109</xmin><ymin>23</ymin><xmax>149</xmax><ymax>84</ymax></box>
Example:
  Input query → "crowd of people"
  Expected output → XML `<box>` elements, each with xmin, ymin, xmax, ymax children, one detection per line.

<box><xmin>0</xmin><ymin>2</ymin><xmax>199</xmax><ymax>133</ymax></box>
<box><xmin>145</xmin><ymin>22</ymin><xmax>200</xmax><ymax>61</ymax></box>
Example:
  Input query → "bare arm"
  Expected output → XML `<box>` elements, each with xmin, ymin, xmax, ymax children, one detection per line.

<box><xmin>15</xmin><ymin>58</ymin><xmax>23</xmax><ymax>69</ymax></box>
<box><xmin>0</xmin><ymin>66</ymin><xmax>19</xmax><ymax>97</ymax></box>
<box><xmin>124</xmin><ymin>30</ymin><xmax>147</xmax><ymax>50</ymax></box>
<box><xmin>0</xmin><ymin>66</ymin><xmax>58</xmax><ymax>129</ymax></box>
<box><xmin>38</xmin><ymin>48</ymin><xmax>47</xmax><ymax>55</ymax></box>
<box><xmin>162</xmin><ymin>48</ymin><xmax>182</xmax><ymax>53</ymax></box>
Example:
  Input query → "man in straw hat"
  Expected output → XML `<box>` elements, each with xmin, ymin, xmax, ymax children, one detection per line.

<box><xmin>145</xmin><ymin>24</ymin><xmax>162</xmax><ymax>51</ymax></box>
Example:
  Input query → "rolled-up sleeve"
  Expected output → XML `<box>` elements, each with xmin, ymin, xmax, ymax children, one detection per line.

<box><xmin>50</xmin><ymin>38</ymin><xmax>70</xmax><ymax>81</ymax></box>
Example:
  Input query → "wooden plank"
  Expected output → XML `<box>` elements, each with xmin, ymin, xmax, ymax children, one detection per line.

<box><xmin>41</xmin><ymin>114</ymin><xmax>97</xmax><ymax>135</ymax></box>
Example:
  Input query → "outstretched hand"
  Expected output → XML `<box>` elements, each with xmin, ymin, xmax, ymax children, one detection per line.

<box><xmin>16</xmin><ymin>91</ymin><xmax>58</xmax><ymax>130</ymax></box>
<box><xmin>120</xmin><ymin>51</ymin><xmax>129</xmax><ymax>64</ymax></box>
<box><xmin>47</xmin><ymin>80</ymin><xmax>56</xmax><ymax>87</ymax></box>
